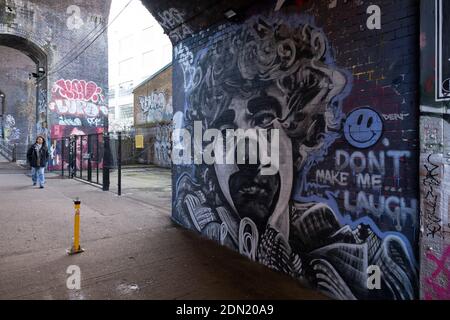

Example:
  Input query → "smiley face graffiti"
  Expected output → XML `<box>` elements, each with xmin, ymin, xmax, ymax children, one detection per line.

<box><xmin>344</xmin><ymin>107</ymin><xmax>383</xmax><ymax>148</ymax></box>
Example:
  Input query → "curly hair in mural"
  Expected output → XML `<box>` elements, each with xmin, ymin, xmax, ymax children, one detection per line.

<box><xmin>173</xmin><ymin>14</ymin><xmax>418</xmax><ymax>300</ymax></box>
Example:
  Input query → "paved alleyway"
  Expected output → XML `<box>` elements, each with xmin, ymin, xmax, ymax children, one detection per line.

<box><xmin>0</xmin><ymin>159</ymin><xmax>326</xmax><ymax>300</ymax></box>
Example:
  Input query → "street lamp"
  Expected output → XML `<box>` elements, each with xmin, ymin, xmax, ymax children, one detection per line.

<box><xmin>30</xmin><ymin>66</ymin><xmax>45</xmax><ymax>79</ymax></box>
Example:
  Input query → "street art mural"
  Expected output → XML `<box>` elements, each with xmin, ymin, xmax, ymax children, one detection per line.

<box><xmin>343</xmin><ymin>108</ymin><xmax>383</xmax><ymax>149</ymax></box>
<box><xmin>155</xmin><ymin>123</ymin><xmax>172</xmax><ymax>167</ymax></box>
<box><xmin>172</xmin><ymin>10</ymin><xmax>419</xmax><ymax>300</ymax></box>
<box><xmin>49</xmin><ymin>79</ymin><xmax>108</xmax><ymax>129</ymax></box>
<box><xmin>138</xmin><ymin>91</ymin><xmax>172</xmax><ymax>123</ymax></box>
<box><xmin>47</xmin><ymin>79</ymin><xmax>107</xmax><ymax>171</ymax></box>
<box><xmin>36</xmin><ymin>86</ymin><xmax>49</xmax><ymax>138</ymax></box>
<box><xmin>3</xmin><ymin>114</ymin><xmax>20</xmax><ymax>142</ymax></box>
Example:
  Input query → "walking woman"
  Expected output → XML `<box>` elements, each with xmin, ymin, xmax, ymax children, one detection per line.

<box><xmin>27</xmin><ymin>136</ymin><xmax>50</xmax><ymax>189</ymax></box>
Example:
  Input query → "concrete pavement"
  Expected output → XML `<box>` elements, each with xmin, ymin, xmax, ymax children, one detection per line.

<box><xmin>0</xmin><ymin>160</ymin><xmax>326</xmax><ymax>300</ymax></box>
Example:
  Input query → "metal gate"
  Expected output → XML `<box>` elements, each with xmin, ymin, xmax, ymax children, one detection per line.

<box><xmin>52</xmin><ymin>133</ymin><xmax>111</xmax><ymax>191</ymax></box>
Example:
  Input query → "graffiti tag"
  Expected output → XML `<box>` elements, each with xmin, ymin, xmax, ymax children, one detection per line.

<box><xmin>422</xmin><ymin>154</ymin><xmax>443</xmax><ymax>238</ymax></box>
<box><xmin>424</xmin><ymin>246</ymin><xmax>450</xmax><ymax>300</ymax></box>
<box><xmin>52</xmin><ymin>79</ymin><xmax>104</xmax><ymax>103</ymax></box>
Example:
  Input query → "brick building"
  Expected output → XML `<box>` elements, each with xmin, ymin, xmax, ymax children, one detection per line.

<box><xmin>133</xmin><ymin>63</ymin><xmax>172</xmax><ymax>167</ymax></box>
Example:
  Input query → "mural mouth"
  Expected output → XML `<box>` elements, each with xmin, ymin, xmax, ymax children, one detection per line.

<box><xmin>228</xmin><ymin>167</ymin><xmax>280</xmax><ymax>230</ymax></box>
<box><xmin>348</xmin><ymin>128</ymin><xmax>376</xmax><ymax>144</ymax></box>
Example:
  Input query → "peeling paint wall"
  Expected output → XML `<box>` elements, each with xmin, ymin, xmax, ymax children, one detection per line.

<box><xmin>419</xmin><ymin>0</ymin><xmax>450</xmax><ymax>300</ymax></box>
<box><xmin>0</xmin><ymin>0</ymin><xmax>111</xmax><ymax>162</ymax></box>
<box><xmin>143</xmin><ymin>0</ymin><xmax>421</xmax><ymax>300</ymax></box>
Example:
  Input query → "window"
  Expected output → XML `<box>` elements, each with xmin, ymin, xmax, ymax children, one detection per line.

<box><xmin>119</xmin><ymin>35</ymin><xmax>134</xmax><ymax>57</ymax></box>
<box><xmin>108</xmin><ymin>88</ymin><xmax>116</xmax><ymax>99</ymax></box>
<box><xmin>141</xmin><ymin>26</ymin><xmax>154</xmax><ymax>51</ymax></box>
<box><xmin>108</xmin><ymin>106</ymin><xmax>116</xmax><ymax>120</ymax></box>
<box><xmin>119</xmin><ymin>58</ymin><xmax>134</xmax><ymax>79</ymax></box>
<box><xmin>142</xmin><ymin>50</ymin><xmax>155</xmax><ymax>71</ymax></box>
<box><xmin>119</xmin><ymin>104</ymin><xmax>133</xmax><ymax>119</ymax></box>
<box><xmin>118</xmin><ymin>81</ymin><xmax>134</xmax><ymax>97</ymax></box>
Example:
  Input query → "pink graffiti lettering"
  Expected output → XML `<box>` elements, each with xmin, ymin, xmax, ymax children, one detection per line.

<box><xmin>52</xmin><ymin>79</ymin><xmax>104</xmax><ymax>103</ymax></box>
<box><xmin>424</xmin><ymin>246</ymin><xmax>450</xmax><ymax>300</ymax></box>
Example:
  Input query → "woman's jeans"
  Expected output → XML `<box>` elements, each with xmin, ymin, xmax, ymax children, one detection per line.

<box><xmin>31</xmin><ymin>167</ymin><xmax>45</xmax><ymax>186</ymax></box>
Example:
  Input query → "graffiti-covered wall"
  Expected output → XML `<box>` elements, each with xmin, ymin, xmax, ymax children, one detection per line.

<box><xmin>151</xmin><ymin>0</ymin><xmax>421</xmax><ymax>300</ymax></box>
<box><xmin>419</xmin><ymin>0</ymin><xmax>450</xmax><ymax>300</ymax></box>
<box><xmin>0</xmin><ymin>45</ymin><xmax>36</xmax><ymax>158</ymax></box>
<box><xmin>133</xmin><ymin>64</ymin><xmax>172</xmax><ymax>168</ymax></box>
<box><xmin>0</xmin><ymin>0</ymin><xmax>110</xmax><ymax>164</ymax></box>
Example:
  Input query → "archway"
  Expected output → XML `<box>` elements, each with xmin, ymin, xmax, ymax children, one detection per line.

<box><xmin>0</xmin><ymin>34</ymin><xmax>48</xmax><ymax>162</ymax></box>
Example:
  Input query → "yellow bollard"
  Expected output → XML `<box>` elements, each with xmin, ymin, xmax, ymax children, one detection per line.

<box><xmin>67</xmin><ymin>198</ymin><xmax>84</xmax><ymax>255</ymax></box>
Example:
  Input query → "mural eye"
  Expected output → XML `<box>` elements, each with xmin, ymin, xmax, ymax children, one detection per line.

<box><xmin>253</xmin><ymin>111</ymin><xmax>276</xmax><ymax>127</ymax></box>
<box><xmin>367</xmin><ymin>117</ymin><xmax>373</xmax><ymax>128</ymax></box>
<box><xmin>357</xmin><ymin>114</ymin><xmax>363</xmax><ymax>125</ymax></box>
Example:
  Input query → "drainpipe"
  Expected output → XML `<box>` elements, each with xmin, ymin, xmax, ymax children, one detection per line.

<box><xmin>0</xmin><ymin>93</ymin><xmax>5</xmax><ymax>139</ymax></box>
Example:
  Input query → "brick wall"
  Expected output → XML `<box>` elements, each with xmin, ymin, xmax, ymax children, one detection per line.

<box><xmin>0</xmin><ymin>0</ymin><xmax>111</xmax><ymax>163</ymax></box>
<box><xmin>133</xmin><ymin>64</ymin><xmax>172</xmax><ymax>126</ymax></box>
<box><xmin>0</xmin><ymin>45</ymin><xmax>36</xmax><ymax>158</ymax></box>
<box><xmin>148</xmin><ymin>0</ymin><xmax>421</xmax><ymax>299</ymax></box>
<box><xmin>133</xmin><ymin>64</ymin><xmax>172</xmax><ymax>167</ymax></box>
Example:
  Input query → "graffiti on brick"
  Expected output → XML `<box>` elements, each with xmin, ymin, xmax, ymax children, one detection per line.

<box><xmin>158</xmin><ymin>8</ymin><xmax>193</xmax><ymax>43</ymax></box>
<box><xmin>155</xmin><ymin>124</ymin><xmax>172</xmax><ymax>167</ymax></box>
<box><xmin>66</xmin><ymin>5</ymin><xmax>84</xmax><ymax>30</ymax></box>
<box><xmin>52</xmin><ymin>79</ymin><xmax>104</xmax><ymax>103</ymax></box>
<box><xmin>424</xmin><ymin>246</ymin><xmax>450</xmax><ymax>300</ymax></box>
<box><xmin>172</xmin><ymin>13</ymin><xmax>418</xmax><ymax>300</ymax></box>
<box><xmin>3</xmin><ymin>114</ymin><xmax>20</xmax><ymax>141</ymax></box>
<box><xmin>38</xmin><ymin>88</ymin><xmax>47</xmax><ymax>113</ymax></box>
<box><xmin>344</xmin><ymin>107</ymin><xmax>383</xmax><ymax>148</ymax></box>
<box><xmin>422</xmin><ymin>154</ymin><xmax>443</xmax><ymax>239</ymax></box>
<box><xmin>174</xmin><ymin>43</ymin><xmax>196</xmax><ymax>91</ymax></box>
<box><xmin>138</xmin><ymin>91</ymin><xmax>172</xmax><ymax>123</ymax></box>
<box><xmin>382</xmin><ymin>113</ymin><xmax>410</xmax><ymax>121</ymax></box>
<box><xmin>49</xmin><ymin>79</ymin><xmax>107</xmax><ymax>128</ymax></box>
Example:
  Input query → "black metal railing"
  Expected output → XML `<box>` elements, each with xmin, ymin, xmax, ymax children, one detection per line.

<box><xmin>50</xmin><ymin>133</ymin><xmax>109</xmax><ymax>190</ymax></box>
<box><xmin>49</xmin><ymin>131</ymin><xmax>165</xmax><ymax>197</ymax></box>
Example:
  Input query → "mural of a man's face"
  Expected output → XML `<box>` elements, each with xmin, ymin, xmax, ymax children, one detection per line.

<box><xmin>184</xmin><ymin>17</ymin><xmax>348</xmax><ymax>235</ymax></box>
<box><xmin>214</xmin><ymin>67</ymin><xmax>346</xmax><ymax>232</ymax></box>
<box><xmin>175</xmin><ymin>14</ymin><xmax>418</xmax><ymax>301</ymax></box>
<box><xmin>229</xmin><ymin>89</ymin><xmax>284</xmax><ymax>231</ymax></box>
